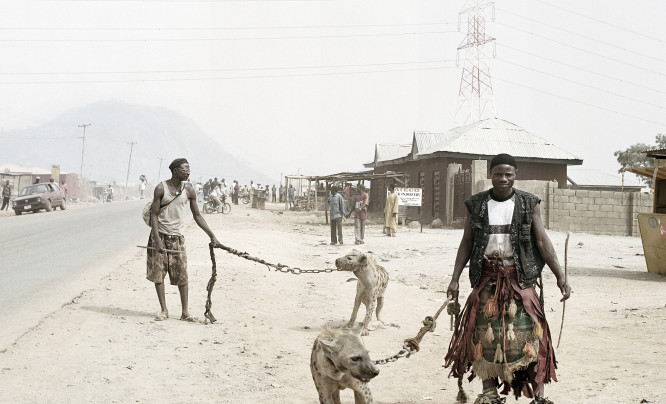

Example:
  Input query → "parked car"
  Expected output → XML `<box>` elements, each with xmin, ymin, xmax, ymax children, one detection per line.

<box><xmin>12</xmin><ymin>183</ymin><xmax>66</xmax><ymax>215</ymax></box>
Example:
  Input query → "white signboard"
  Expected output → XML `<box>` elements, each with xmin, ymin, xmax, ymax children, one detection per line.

<box><xmin>395</xmin><ymin>187</ymin><xmax>422</xmax><ymax>207</ymax></box>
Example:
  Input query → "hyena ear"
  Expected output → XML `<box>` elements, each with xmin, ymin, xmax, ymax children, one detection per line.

<box><xmin>359</xmin><ymin>254</ymin><xmax>368</xmax><ymax>265</ymax></box>
<box><xmin>319</xmin><ymin>338</ymin><xmax>339</xmax><ymax>355</ymax></box>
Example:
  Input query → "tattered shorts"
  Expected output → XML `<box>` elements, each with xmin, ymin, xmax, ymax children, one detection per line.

<box><xmin>146</xmin><ymin>233</ymin><xmax>188</xmax><ymax>286</ymax></box>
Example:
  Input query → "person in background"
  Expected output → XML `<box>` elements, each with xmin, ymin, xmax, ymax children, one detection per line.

<box><xmin>353</xmin><ymin>184</ymin><xmax>369</xmax><ymax>245</ymax></box>
<box><xmin>209</xmin><ymin>184</ymin><xmax>223</xmax><ymax>212</ymax></box>
<box><xmin>195</xmin><ymin>182</ymin><xmax>203</xmax><ymax>203</ymax></box>
<box><xmin>61</xmin><ymin>180</ymin><xmax>68</xmax><ymax>199</ymax></box>
<box><xmin>343</xmin><ymin>183</ymin><xmax>352</xmax><ymax>214</ymax></box>
<box><xmin>384</xmin><ymin>184</ymin><xmax>399</xmax><ymax>237</ymax></box>
<box><xmin>250</xmin><ymin>180</ymin><xmax>257</xmax><ymax>203</ymax></box>
<box><xmin>233</xmin><ymin>180</ymin><xmax>240</xmax><ymax>205</ymax></box>
<box><xmin>288</xmin><ymin>183</ymin><xmax>296</xmax><ymax>208</ymax></box>
<box><xmin>139</xmin><ymin>175</ymin><xmax>147</xmax><ymax>199</ymax></box>
<box><xmin>203</xmin><ymin>179</ymin><xmax>212</xmax><ymax>199</ymax></box>
<box><xmin>2</xmin><ymin>180</ymin><xmax>12</xmax><ymax>210</ymax></box>
<box><xmin>327</xmin><ymin>185</ymin><xmax>348</xmax><ymax>245</ymax></box>
<box><xmin>271</xmin><ymin>184</ymin><xmax>277</xmax><ymax>202</ymax></box>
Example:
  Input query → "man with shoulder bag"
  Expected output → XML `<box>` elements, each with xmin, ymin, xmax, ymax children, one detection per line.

<box><xmin>146</xmin><ymin>158</ymin><xmax>221</xmax><ymax>322</ymax></box>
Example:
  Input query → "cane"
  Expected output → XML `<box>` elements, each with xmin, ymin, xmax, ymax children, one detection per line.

<box><xmin>556</xmin><ymin>232</ymin><xmax>570</xmax><ymax>349</ymax></box>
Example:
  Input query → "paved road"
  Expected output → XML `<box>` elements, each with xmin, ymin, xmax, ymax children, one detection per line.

<box><xmin>0</xmin><ymin>199</ymin><xmax>148</xmax><ymax>349</ymax></box>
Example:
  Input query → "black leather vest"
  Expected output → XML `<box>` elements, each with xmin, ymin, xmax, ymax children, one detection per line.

<box><xmin>464</xmin><ymin>188</ymin><xmax>545</xmax><ymax>289</ymax></box>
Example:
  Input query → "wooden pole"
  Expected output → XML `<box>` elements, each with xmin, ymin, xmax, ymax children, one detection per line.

<box><xmin>307</xmin><ymin>179</ymin><xmax>311</xmax><ymax>211</ymax></box>
<box><xmin>557</xmin><ymin>231</ymin><xmax>570</xmax><ymax>349</ymax></box>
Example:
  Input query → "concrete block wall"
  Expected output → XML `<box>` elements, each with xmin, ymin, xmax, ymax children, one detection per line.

<box><xmin>550</xmin><ymin>188</ymin><xmax>653</xmax><ymax>236</ymax></box>
<box><xmin>473</xmin><ymin>179</ymin><xmax>653</xmax><ymax>236</ymax></box>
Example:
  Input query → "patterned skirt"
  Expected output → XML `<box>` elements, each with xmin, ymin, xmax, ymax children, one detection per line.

<box><xmin>444</xmin><ymin>261</ymin><xmax>557</xmax><ymax>399</ymax></box>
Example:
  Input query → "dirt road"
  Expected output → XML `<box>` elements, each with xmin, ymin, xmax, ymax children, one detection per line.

<box><xmin>1</xmin><ymin>201</ymin><xmax>664</xmax><ymax>403</ymax></box>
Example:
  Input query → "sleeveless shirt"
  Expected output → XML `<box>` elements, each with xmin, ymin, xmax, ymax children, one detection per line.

<box><xmin>484</xmin><ymin>194</ymin><xmax>516</xmax><ymax>266</ymax></box>
<box><xmin>158</xmin><ymin>180</ymin><xmax>188</xmax><ymax>236</ymax></box>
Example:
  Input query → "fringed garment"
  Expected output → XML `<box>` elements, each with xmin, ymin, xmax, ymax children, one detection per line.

<box><xmin>444</xmin><ymin>258</ymin><xmax>557</xmax><ymax>399</ymax></box>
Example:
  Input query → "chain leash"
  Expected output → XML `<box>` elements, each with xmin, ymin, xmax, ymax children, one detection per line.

<box><xmin>373</xmin><ymin>296</ymin><xmax>461</xmax><ymax>365</ymax></box>
<box><xmin>203</xmin><ymin>243</ymin><xmax>463</xmax><ymax>371</ymax></box>
<box><xmin>212</xmin><ymin>243</ymin><xmax>339</xmax><ymax>274</ymax></box>
<box><xmin>204</xmin><ymin>243</ymin><xmax>341</xmax><ymax>324</ymax></box>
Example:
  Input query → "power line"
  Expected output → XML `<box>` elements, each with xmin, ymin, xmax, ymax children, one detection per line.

<box><xmin>0</xmin><ymin>30</ymin><xmax>458</xmax><ymax>43</ymax></box>
<box><xmin>496</xmin><ymin>57</ymin><xmax>666</xmax><ymax>111</ymax></box>
<box><xmin>0</xmin><ymin>64</ymin><xmax>459</xmax><ymax>85</ymax></box>
<box><xmin>496</xmin><ymin>7</ymin><xmax>666</xmax><ymax>65</ymax></box>
<box><xmin>533</xmin><ymin>0</ymin><xmax>666</xmax><ymax>45</ymax></box>
<box><xmin>495</xmin><ymin>21</ymin><xmax>666</xmax><ymax>78</ymax></box>
<box><xmin>0</xmin><ymin>59</ymin><xmax>458</xmax><ymax>76</ymax></box>
<box><xmin>498</xmin><ymin>44</ymin><xmax>666</xmax><ymax>97</ymax></box>
<box><xmin>0</xmin><ymin>22</ymin><xmax>458</xmax><ymax>32</ymax></box>
<box><xmin>494</xmin><ymin>76</ymin><xmax>666</xmax><ymax>127</ymax></box>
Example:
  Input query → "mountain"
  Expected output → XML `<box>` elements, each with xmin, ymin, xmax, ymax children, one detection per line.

<box><xmin>0</xmin><ymin>100</ymin><xmax>273</xmax><ymax>187</ymax></box>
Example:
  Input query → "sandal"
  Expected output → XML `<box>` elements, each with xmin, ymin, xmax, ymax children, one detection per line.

<box><xmin>155</xmin><ymin>313</ymin><xmax>168</xmax><ymax>321</ymax></box>
<box><xmin>530</xmin><ymin>398</ymin><xmax>554</xmax><ymax>404</ymax></box>
<box><xmin>180</xmin><ymin>315</ymin><xmax>199</xmax><ymax>323</ymax></box>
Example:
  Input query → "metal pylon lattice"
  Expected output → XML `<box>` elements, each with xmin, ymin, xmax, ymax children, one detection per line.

<box><xmin>455</xmin><ymin>0</ymin><xmax>496</xmax><ymax>125</ymax></box>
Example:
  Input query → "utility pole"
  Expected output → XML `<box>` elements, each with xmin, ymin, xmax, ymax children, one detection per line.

<box><xmin>125</xmin><ymin>141</ymin><xmax>137</xmax><ymax>190</ymax></box>
<box><xmin>156</xmin><ymin>157</ymin><xmax>164</xmax><ymax>183</ymax></box>
<box><xmin>78</xmin><ymin>123</ymin><xmax>91</xmax><ymax>189</ymax></box>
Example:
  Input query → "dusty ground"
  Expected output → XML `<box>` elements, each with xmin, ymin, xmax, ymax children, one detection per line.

<box><xmin>1</xmin><ymin>201</ymin><xmax>665</xmax><ymax>403</ymax></box>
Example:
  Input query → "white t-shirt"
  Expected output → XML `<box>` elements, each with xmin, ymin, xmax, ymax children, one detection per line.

<box><xmin>484</xmin><ymin>194</ymin><xmax>515</xmax><ymax>265</ymax></box>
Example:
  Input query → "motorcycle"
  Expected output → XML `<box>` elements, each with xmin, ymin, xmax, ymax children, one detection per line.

<box><xmin>203</xmin><ymin>194</ymin><xmax>231</xmax><ymax>214</ymax></box>
<box><xmin>240</xmin><ymin>190</ymin><xmax>250</xmax><ymax>204</ymax></box>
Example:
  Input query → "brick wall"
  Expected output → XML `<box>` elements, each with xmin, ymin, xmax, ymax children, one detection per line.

<box><xmin>475</xmin><ymin>178</ymin><xmax>654</xmax><ymax>236</ymax></box>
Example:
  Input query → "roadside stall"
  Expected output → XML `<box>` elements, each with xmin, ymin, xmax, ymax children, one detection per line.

<box><xmin>627</xmin><ymin>149</ymin><xmax>666</xmax><ymax>275</ymax></box>
<box><xmin>283</xmin><ymin>171</ymin><xmax>408</xmax><ymax>224</ymax></box>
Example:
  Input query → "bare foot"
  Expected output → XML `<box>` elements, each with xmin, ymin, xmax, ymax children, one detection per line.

<box><xmin>180</xmin><ymin>314</ymin><xmax>199</xmax><ymax>323</ymax></box>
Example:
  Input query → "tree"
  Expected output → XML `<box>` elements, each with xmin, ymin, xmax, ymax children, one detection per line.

<box><xmin>614</xmin><ymin>134</ymin><xmax>666</xmax><ymax>185</ymax></box>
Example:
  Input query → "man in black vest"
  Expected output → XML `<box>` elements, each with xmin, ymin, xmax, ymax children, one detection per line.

<box><xmin>444</xmin><ymin>153</ymin><xmax>571</xmax><ymax>404</ymax></box>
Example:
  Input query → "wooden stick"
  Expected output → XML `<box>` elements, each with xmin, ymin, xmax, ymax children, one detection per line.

<box><xmin>557</xmin><ymin>231</ymin><xmax>570</xmax><ymax>349</ymax></box>
<box><xmin>137</xmin><ymin>245</ymin><xmax>182</xmax><ymax>254</ymax></box>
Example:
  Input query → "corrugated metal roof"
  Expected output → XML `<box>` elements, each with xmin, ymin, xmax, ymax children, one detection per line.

<box><xmin>375</xmin><ymin>144</ymin><xmax>411</xmax><ymax>163</ymax></box>
<box><xmin>413</xmin><ymin>131</ymin><xmax>448</xmax><ymax>155</ymax></box>
<box><xmin>567</xmin><ymin>168</ymin><xmax>642</xmax><ymax>187</ymax></box>
<box><xmin>416</xmin><ymin>118</ymin><xmax>581</xmax><ymax>162</ymax></box>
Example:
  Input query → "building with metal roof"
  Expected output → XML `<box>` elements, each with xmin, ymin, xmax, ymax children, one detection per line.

<box><xmin>567</xmin><ymin>168</ymin><xmax>644</xmax><ymax>192</ymax></box>
<box><xmin>364</xmin><ymin>117</ymin><xmax>583</xmax><ymax>224</ymax></box>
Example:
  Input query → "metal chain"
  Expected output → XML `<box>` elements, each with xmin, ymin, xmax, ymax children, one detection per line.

<box><xmin>212</xmin><ymin>243</ymin><xmax>340</xmax><ymax>274</ymax></box>
<box><xmin>373</xmin><ymin>296</ymin><xmax>460</xmax><ymax>366</ymax></box>
<box><xmin>373</xmin><ymin>343</ymin><xmax>416</xmax><ymax>365</ymax></box>
<box><xmin>204</xmin><ymin>242</ymin><xmax>339</xmax><ymax>324</ymax></box>
<box><xmin>205</xmin><ymin>242</ymin><xmax>463</xmax><ymax>368</ymax></box>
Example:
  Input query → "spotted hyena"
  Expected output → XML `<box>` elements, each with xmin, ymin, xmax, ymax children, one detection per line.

<box><xmin>335</xmin><ymin>250</ymin><xmax>389</xmax><ymax>336</ymax></box>
<box><xmin>310</xmin><ymin>326</ymin><xmax>379</xmax><ymax>404</ymax></box>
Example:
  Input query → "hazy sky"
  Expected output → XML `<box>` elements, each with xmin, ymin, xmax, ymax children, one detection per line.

<box><xmin>0</xmin><ymin>0</ymin><xmax>664</xmax><ymax>182</ymax></box>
